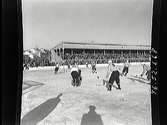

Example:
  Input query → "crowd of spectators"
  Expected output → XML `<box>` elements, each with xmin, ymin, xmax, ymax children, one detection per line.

<box><xmin>23</xmin><ymin>50</ymin><xmax>150</xmax><ymax>69</ymax></box>
<box><xmin>63</xmin><ymin>52</ymin><xmax>150</xmax><ymax>65</ymax></box>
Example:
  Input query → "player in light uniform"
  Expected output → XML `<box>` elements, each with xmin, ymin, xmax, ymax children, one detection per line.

<box><xmin>103</xmin><ymin>60</ymin><xmax>121</xmax><ymax>91</ymax></box>
<box><xmin>71</xmin><ymin>63</ymin><xmax>82</xmax><ymax>87</ymax></box>
<box><xmin>140</xmin><ymin>64</ymin><xmax>151</xmax><ymax>81</ymax></box>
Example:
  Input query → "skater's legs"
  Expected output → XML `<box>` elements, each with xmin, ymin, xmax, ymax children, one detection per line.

<box><xmin>122</xmin><ymin>67</ymin><xmax>126</xmax><ymax>75</ymax></box>
<box><xmin>124</xmin><ymin>67</ymin><xmax>128</xmax><ymax>76</ymax></box>
<box><xmin>122</xmin><ymin>67</ymin><xmax>128</xmax><ymax>76</ymax></box>
<box><xmin>115</xmin><ymin>71</ymin><xmax>121</xmax><ymax>89</ymax></box>
<box><xmin>108</xmin><ymin>72</ymin><xmax>115</xmax><ymax>91</ymax></box>
<box><xmin>71</xmin><ymin>71</ymin><xmax>78</xmax><ymax>86</ymax></box>
<box><xmin>146</xmin><ymin>70</ymin><xmax>151</xmax><ymax>80</ymax></box>
<box><xmin>55</xmin><ymin>67</ymin><xmax>59</xmax><ymax>74</ymax></box>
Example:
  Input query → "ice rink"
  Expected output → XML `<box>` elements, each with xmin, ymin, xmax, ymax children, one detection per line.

<box><xmin>21</xmin><ymin>63</ymin><xmax>152</xmax><ymax>125</ymax></box>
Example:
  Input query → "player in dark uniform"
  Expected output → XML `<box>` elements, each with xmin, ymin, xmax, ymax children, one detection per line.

<box><xmin>68</xmin><ymin>63</ymin><xmax>71</xmax><ymax>69</ymax></box>
<box><xmin>122</xmin><ymin>59</ymin><xmax>130</xmax><ymax>76</ymax></box>
<box><xmin>54</xmin><ymin>63</ymin><xmax>59</xmax><ymax>74</ymax></box>
<box><xmin>23</xmin><ymin>63</ymin><xmax>29</xmax><ymax>70</ymax></box>
<box><xmin>91</xmin><ymin>61</ymin><xmax>97</xmax><ymax>74</ymax></box>
<box><xmin>86</xmin><ymin>62</ymin><xmax>89</xmax><ymax>68</ymax></box>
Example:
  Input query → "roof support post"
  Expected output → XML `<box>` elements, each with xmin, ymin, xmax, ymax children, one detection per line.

<box><xmin>62</xmin><ymin>42</ymin><xmax>64</xmax><ymax>60</ymax></box>
<box><xmin>63</xmin><ymin>48</ymin><xmax>64</xmax><ymax>60</ymax></box>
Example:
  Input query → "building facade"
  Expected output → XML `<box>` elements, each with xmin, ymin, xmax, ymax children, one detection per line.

<box><xmin>51</xmin><ymin>41</ymin><xmax>151</xmax><ymax>64</ymax></box>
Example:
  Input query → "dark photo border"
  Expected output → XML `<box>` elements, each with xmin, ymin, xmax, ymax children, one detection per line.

<box><xmin>1</xmin><ymin>0</ymin><xmax>163</xmax><ymax>124</ymax></box>
<box><xmin>2</xmin><ymin>0</ymin><xmax>23</xmax><ymax>124</ymax></box>
<box><xmin>150</xmin><ymin>0</ymin><xmax>161</xmax><ymax>125</ymax></box>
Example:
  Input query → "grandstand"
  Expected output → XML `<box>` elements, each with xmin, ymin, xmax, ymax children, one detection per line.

<box><xmin>51</xmin><ymin>41</ymin><xmax>151</xmax><ymax>64</ymax></box>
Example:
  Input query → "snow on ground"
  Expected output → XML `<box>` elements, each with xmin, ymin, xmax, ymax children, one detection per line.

<box><xmin>21</xmin><ymin>63</ymin><xmax>152</xmax><ymax>125</ymax></box>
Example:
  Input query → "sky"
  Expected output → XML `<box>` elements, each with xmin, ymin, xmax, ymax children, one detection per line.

<box><xmin>22</xmin><ymin>0</ymin><xmax>153</xmax><ymax>50</ymax></box>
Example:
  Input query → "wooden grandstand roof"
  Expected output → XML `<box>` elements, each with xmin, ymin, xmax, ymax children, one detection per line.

<box><xmin>52</xmin><ymin>41</ymin><xmax>151</xmax><ymax>50</ymax></box>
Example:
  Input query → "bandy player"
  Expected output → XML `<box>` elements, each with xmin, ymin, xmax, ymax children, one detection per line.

<box><xmin>70</xmin><ymin>63</ymin><xmax>82</xmax><ymax>87</ymax></box>
<box><xmin>103</xmin><ymin>60</ymin><xmax>121</xmax><ymax>91</ymax></box>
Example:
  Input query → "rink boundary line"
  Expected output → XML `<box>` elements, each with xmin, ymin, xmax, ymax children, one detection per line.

<box><xmin>22</xmin><ymin>81</ymin><xmax>45</xmax><ymax>94</ymax></box>
<box><xmin>26</xmin><ymin>62</ymin><xmax>150</xmax><ymax>71</ymax></box>
<box><xmin>22</xmin><ymin>83</ymin><xmax>44</xmax><ymax>95</ymax></box>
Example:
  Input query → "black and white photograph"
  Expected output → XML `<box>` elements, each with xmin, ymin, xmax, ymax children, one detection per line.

<box><xmin>21</xmin><ymin>0</ymin><xmax>155</xmax><ymax>125</ymax></box>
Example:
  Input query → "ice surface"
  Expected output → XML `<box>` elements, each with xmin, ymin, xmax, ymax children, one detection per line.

<box><xmin>21</xmin><ymin>63</ymin><xmax>151</xmax><ymax>125</ymax></box>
